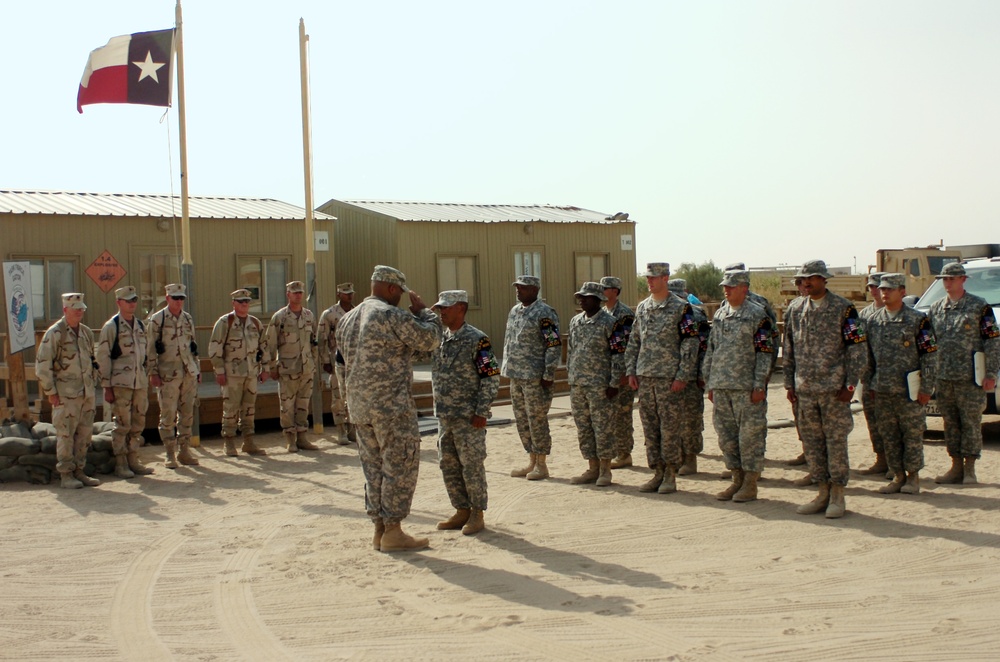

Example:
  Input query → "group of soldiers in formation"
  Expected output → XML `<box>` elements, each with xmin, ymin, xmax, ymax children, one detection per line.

<box><xmin>35</xmin><ymin>256</ymin><xmax>999</xmax><ymax>549</ymax></box>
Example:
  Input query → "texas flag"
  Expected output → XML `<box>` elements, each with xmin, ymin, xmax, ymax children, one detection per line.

<box><xmin>77</xmin><ymin>29</ymin><xmax>175</xmax><ymax>113</ymax></box>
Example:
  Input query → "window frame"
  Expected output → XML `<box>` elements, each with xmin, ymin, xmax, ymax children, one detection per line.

<box><xmin>436</xmin><ymin>253</ymin><xmax>481</xmax><ymax>308</ymax></box>
<box><xmin>237</xmin><ymin>254</ymin><xmax>292</xmax><ymax>316</ymax></box>
<box><xmin>573</xmin><ymin>251</ymin><xmax>610</xmax><ymax>289</ymax></box>
<box><xmin>10</xmin><ymin>254</ymin><xmax>81</xmax><ymax>324</ymax></box>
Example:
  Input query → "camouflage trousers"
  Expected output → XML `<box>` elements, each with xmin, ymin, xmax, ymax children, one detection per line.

<box><xmin>509</xmin><ymin>378</ymin><xmax>553</xmax><ymax>455</ymax></box>
<box><xmin>637</xmin><ymin>377</ymin><xmax>684</xmax><ymax>470</ymax></box>
<box><xmin>797</xmin><ymin>392</ymin><xmax>853</xmax><ymax>486</ymax></box>
<box><xmin>157</xmin><ymin>372</ymin><xmax>197</xmax><ymax>443</ymax></box>
<box><xmin>570</xmin><ymin>385</ymin><xmax>617</xmax><ymax>461</ymax></box>
<box><xmin>861</xmin><ymin>385</ymin><xmax>884</xmax><ymax>455</ymax></box>
<box><xmin>437</xmin><ymin>416</ymin><xmax>488</xmax><ymax>511</ymax></box>
<box><xmin>712</xmin><ymin>389</ymin><xmax>768</xmax><ymax>473</ymax></box>
<box><xmin>329</xmin><ymin>362</ymin><xmax>349</xmax><ymax>426</ymax></box>
<box><xmin>110</xmin><ymin>386</ymin><xmax>148</xmax><ymax>456</ymax></box>
<box><xmin>278</xmin><ymin>373</ymin><xmax>313</xmax><ymax>433</ymax></box>
<box><xmin>872</xmin><ymin>392</ymin><xmax>925</xmax><ymax>474</ymax></box>
<box><xmin>356</xmin><ymin>412</ymin><xmax>421</xmax><ymax>525</ymax></box>
<box><xmin>611</xmin><ymin>384</ymin><xmax>635</xmax><ymax>456</ymax></box>
<box><xmin>53</xmin><ymin>394</ymin><xmax>96</xmax><ymax>474</ymax></box>
<box><xmin>221</xmin><ymin>375</ymin><xmax>257</xmax><ymax>438</ymax></box>
<box><xmin>937</xmin><ymin>379</ymin><xmax>986</xmax><ymax>458</ymax></box>
<box><xmin>679</xmin><ymin>382</ymin><xmax>705</xmax><ymax>456</ymax></box>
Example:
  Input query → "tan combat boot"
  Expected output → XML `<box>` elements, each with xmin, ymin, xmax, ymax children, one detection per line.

<box><xmin>373</xmin><ymin>519</ymin><xmax>385</xmax><ymax>551</ymax></box>
<box><xmin>858</xmin><ymin>452</ymin><xmax>888</xmax><ymax>475</ymax></box>
<box><xmin>639</xmin><ymin>468</ymin><xmax>665</xmax><ymax>492</ymax></box>
<box><xmin>462</xmin><ymin>509</ymin><xmax>485</xmax><ymax>535</ymax></box>
<box><xmin>610</xmin><ymin>453</ymin><xmax>632</xmax><ymax>469</ymax></box>
<box><xmin>785</xmin><ymin>452</ymin><xmax>807</xmax><ymax>466</ymax></box>
<box><xmin>825</xmin><ymin>484</ymin><xmax>846</xmax><ymax>519</ymax></box>
<box><xmin>677</xmin><ymin>453</ymin><xmax>698</xmax><ymax>476</ymax></box>
<box><xmin>127</xmin><ymin>451</ymin><xmax>154</xmax><ymax>475</ymax></box>
<box><xmin>733</xmin><ymin>471</ymin><xmax>760</xmax><ymax>503</ymax></box>
<box><xmin>296</xmin><ymin>432</ymin><xmax>320</xmax><ymax>451</ymax></box>
<box><xmin>284</xmin><ymin>431</ymin><xmax>298</xmax><ymax>453</ymax></box>
<box><xmin>223</xmin><ymin>438</ymin><xmax>239</xmax><ymax>457</ymax></box>
<box><xmin>935</xmin><ymin>457</ymin><xmax>964</xmax><ymax>484</ymax></box>
<box><xmin>73</xmin><ymin>469</ymin><xmax>101</xmax><ymax>487</ymax></box>
<box><xmin>379</xmin><ymin>522</ymin><xmax>429</xmax><ymax>552</ymax></box>
<box><xmin>114</xmin><ymin>454</ymin><xmax>135</xmax><ymax>479</ymax></box>
<box><xmin>797</xmin><ymin>482</ymin><xmax>831</xmax><ymax>515</ymax></box>
<box><xmin>177</xmin><ymin>442</ymin><xmax>200</xmax><ymax>466</ymax></box>
<box><xmin>570</xmin><ymin>459</ymin><xmax>600</xmax><ymax>485</ymax></box>
<box><xmin>241</xmin><ymin>436</ymin><xmax>266</xmax><ymax>456</ymax></box>
<box><xmin>335</xmin><ymin>424</ymin><xmax>351</xmax><ymax>446</ymax></box>
<box><xmin>595</xmin><ymin>459</ymin><xmax>612</xmax><ymax>487</ymax></box>
<box><xmin>526</xmin><ymin>454</ymin><xmax>549</xmax><ymax>481</ymax></box>
<box><xmin>657</xmin><ymin>465</ymin><xmax>677</xmax><ymax>494</ymax></box>
<box><xmin>963</xmin><ymin>457</ymin><xmax>978</xmax><ymax>485</ymax></box>
<box><xmin>878</xmin><ymin>472</ymin><xmax>905</xmax><ymax>494</ymax></box>
<box><xmin>60</xmin><ymin>472</ymin><xmax>84</xmax><ymax>489</ymax></box>
<box><xmin>900</xmin><ymin>471</ymin><xmax>920</xmax><ymax>494</ymax></box>
<box><xmin>716</xmin><ymin>468</ymin><xmax>744</xmax><ymax>501</ymax></box>
<box><xmin>510</xmin><ymin>453</ymin><xmax>536</xmax><ymax>477</ymax></box>
<box><xmin>437</xmin><ymin>508</ymin><xmax>471</xmax><ymax>530</ymax></box>
<box><xmin>793</xmin><ymin>473</ymin><xmax>815</xmax><ymax>487</ymax></box>
<box><xmin>165</xmin><ymin>442</ymin><xmax>179</xmax><ymax>469</ymax></box>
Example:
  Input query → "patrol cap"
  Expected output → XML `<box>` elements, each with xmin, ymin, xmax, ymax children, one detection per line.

<box><xmin>867</xmin><ymin>271</ymin><xmax>886</xmax><ymax>287</ymax></box>
<box><xmin>936</xmin><ymin>262</ymin><xmax>966</xmax><ymax>278</ymax></box>
<box><xmin>877</xmin><ymin>273</ymin><xmax>906</xmax><ymax>290</ymax></box>
<box><xmin>164</xmin><ymin>283</ymin><xmax>186</xmax><ymax>298</ymax></box>
<box><xmin>720</xmin><ymin>270</ymin><xmax>751</xmax><ymax>287</ymax></box>
<box><xmin>61</xmin><ymin>293</ymin><xmax>87</xmax><ymax>310</ymax></box>
<box><xmin>668</xmin><ymin>278</ymin><xmax>688</xmax><ymax>294</ymax></box>
<box><xmin>643</xmin><ymin>262</ymin><xmax>670</xmax><ymax>277</ymax></box>
<box><xmin>371</xmin><ymin>265</ymin><xmax>409</xmax><ymax>292</ymax></box>
<box><xmin>794</xmin><ymin>259</ymin><xmax>834</xmax><ymax>279</ymax></box>
<box><xmin>433</xmin><ymin>290</ymin><xmax>468</xmax><ymax>308</ymax></box>
<box><xmin>600</xmin><ymin>276</ymin><xmax>622</xmax><ymax>290</ymax></box>
<box><xmin>575</xmin><ymin>281</ymin><xmax>607</xmax><ymax>301</ymax></box>
<box><xmin>336</xmin><ymin>282</ymin><xmax>355</xmax><ymax>295</ymax></box>
<box><xmin>231</xmin><ymin>289</ymin><xmax>253</xmax><ymax>301</ymax></box>
<box><xmin>115</xmin><ymin>285</ymin><xmax>138</xmax><ymax>301</ymax></box>
<box><xmin>724</xmin><ymin>262</ymin><xmax>747</xmax><ymax>272</ymax></box>
<box><xmin>513</xmin><ymin>275</ymin><xmax>540</xmax><ymax>288</ymax></box>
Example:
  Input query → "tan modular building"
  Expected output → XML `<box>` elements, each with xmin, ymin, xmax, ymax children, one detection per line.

<box><xmin>317</xmin><ymin>199</ymin><xmax>638</xmax><ymax>354</ymax></box>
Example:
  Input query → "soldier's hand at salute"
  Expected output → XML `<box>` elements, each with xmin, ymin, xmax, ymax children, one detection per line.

<box><xmin>408</xmin><ymin>291</ymin><xmax>426</xmax><ymax>314</ymax></box>
<box><xmin>605</xmin><ymin>387</ymin><xmax>619</xmax><ymax>400</ymax></box>
<box><xmin>471</xmin><ymin>415</ymin><xmax>488</xmax><ymax>429</ymax></box>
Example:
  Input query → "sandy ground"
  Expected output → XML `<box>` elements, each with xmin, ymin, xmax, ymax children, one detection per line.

<box><xmin>2</xmin><ymin>383</ymin><xmax>1000</xmax><ymax>662</ymax></box>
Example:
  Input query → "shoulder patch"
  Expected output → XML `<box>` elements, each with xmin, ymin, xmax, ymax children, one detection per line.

<box><xmin>981</xmin><ymin>305</ymin><xmax>1000</xmax><ymax>339</ymax></box>
<box><xmin>842</xmin><ymin>306</ymin><xmax>866</xmax><ymax>345</ymax></box>
<box><xmin>754</xmin><ymin>317</ymin><xmax>775</xmax><ymax>354</ymax></box>
<box><xmin>475</xmin><ymin>337</ymin><xmax>500</xmax><ymax>377</ymax></box>
<box><xmin>916</xmin><ymin>315</ymin><xmax>937</xmax><ymax>354</ymax></box>
<box><xmin>678</xmin><ymin>305</ymin><xmax>699</xmax><ymax>339</ymax></box>
<box><xmin>609</xmin><ymin>319</ymin><xmax>628</xmax><ymax>354</ymax></box>
<box><xmin>540</xmin><ymin>318</ymin><xmax>561</xmax><ymax>348</ymax></box>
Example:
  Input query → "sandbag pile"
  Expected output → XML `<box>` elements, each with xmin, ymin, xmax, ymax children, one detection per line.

<box><xmin>0</xmin><ymin>421</ymin><xmax>117</xmax><ymax>484</ymax></box>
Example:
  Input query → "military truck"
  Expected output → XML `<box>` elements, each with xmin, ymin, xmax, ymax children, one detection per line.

<box><xmin>873</xmin><ymin>243</ymin><xmax>1000</xmax><ymax>298</ymax></box>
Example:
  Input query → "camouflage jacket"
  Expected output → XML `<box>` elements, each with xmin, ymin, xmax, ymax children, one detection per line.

<box><xmin>317</xmin><ymin>303</ymin><xmax>350</xmax><ymax>366</ymax></box>
<box><xmin>567</xmin><ymin>309</ymin><xmax>626</xmax><ymax>387</ymax></box>
<box><xmin>865</xmin><ymin>306</ymin><xmax>937</xmax><ymax>396</ymax></box>
<box><xmin>703</xmin><ymin>300</ymin><xmax>774</xmax><ymax>391</ymax></box>
<box><xmin>501</xmin><ymin>299</ymin><xmax>561</xmax><ymax>381</ymax></box>
<box><xmin>432</xmin><ymin>323</ymin><xmax>500</xmax><ymax>420</ymax></box>
<box><xmin>146</xmin><ymin>309</ymin><xmax>199</xmax><ymax>379</ymax></box>
<box><xmin>208</xmin><ymin>312</ymin><xmax>265</xmax><ymax>378</ymax></box>
<box><xmin>624</xmin><ymin>293</ymin><xmax>700</xmax><ymax>381</ymax></box>
<box><xmin>265</xmin><ymin>306</ymin><xmax>317</xmax><ymax>377</ymax></box>
<box><xmin>96</xmin><ymin>314</ymin><xmax>148</xmax><ymax>389</ymax></box>
<box><xmin>928</xmin><ymin>292</ymin><xmax>1000</xmax><ymax>383</ymax></box>
<box><xmin>36</xmin><ymin>318</ymin><xmax>97</xmax><ymax>399</ymax></box>
<box><xmin>782</xmin><ymin>291</ymin><xmax>868</xmax><ymax>394</ymax></box>
<box><xmin>858</xmin><ymin>302</ymin><xmax>885</xmax><ymax>386</ymax></box>
<box><xmin>605</xmin><ymin>300</ymin><xmax>635</xmax><ymax>347</ymax></box>
<box><xmin>336</xmin><ymin>295</ymin><xmax>441</xmax><ymax>423</ymax></box>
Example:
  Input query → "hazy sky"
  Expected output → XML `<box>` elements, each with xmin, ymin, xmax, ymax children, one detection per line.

<box><xmin>2</xmin><ymin>1</ymin><xmax>997</xmax><ymax>274</ymax></box>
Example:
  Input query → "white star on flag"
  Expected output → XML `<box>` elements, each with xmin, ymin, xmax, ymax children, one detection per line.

<box><xmin>132</xmin><ymin>51</ymin><xmax>166</xmax><ymax>83</ymax></box>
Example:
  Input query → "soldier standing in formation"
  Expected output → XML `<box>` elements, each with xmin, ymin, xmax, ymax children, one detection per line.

<box><xmin>318</xmin><ymin>282</ymin><xmax>355</xmax><ymax>445</ymax></box>
<box><xmin>503</xmin><ymin>275</ymin><xmax>561</xmax><ymax>481</ymax></box>
<box><xmin>266</xmin><ymin>281</ymin><xmax>320</xmax><ymax>453</ymax></box>
<box><xmin>601</xmin><ymin>276</ymin><xmax>636</xmax><ymax>469</ymax></box>
<box><xmin>669</xmin><ymin>277</ymin><xmax>709</xmax><ymax>476</ymax></box>
<box><xmin>567</xmin><ymin>282</ymin><xmax>625</xmax><ymax>487</ymax></box>
<box><xmin>703</xmin><ymin>270</ymin><xmax>774</xmax><ymax>503</ymax></box>
<box><xmin>865</xmin><ymin>274</ymin><xmax>938</xmax><ymax>495</ymax></box>
<box><xmin>147</xmin><ymin>283</ymin><xmax>200</xmax><ymax>469</ymax></box>
<box><xmin>928</xmin><ymin>262</ymin><xmax>1000</xmax><ymax>485</ymax></box>
<box><xmin>431</xmin><ymin>290</ymin><xmax>500</xmax><ymax>536</ymax></box>
<box><xmin>96</xmin><ymin>286</ymin><xmax>153</xmax><ymax>479</ymax></box>
<box><xmin>857</xmin><ymin>271</ymin><xmax>888</xmax><ymax>478</ymax></box>
<box><xmin>783</xmin><ymin>260</ymin><xmax>868</xmax><ymax>519</ymax></box>
<box><xmin>625</xmin><ymin>263</ymin><xmax>700</xmax><ymax>494</ymax></box>
<box><xmin>337</xmin><ymin>266</ymin><xmax>441</xmax><ymax>552</ymax></box>
<box><xmin>36</xmin><ymin>293</ymin><xmax>100</xmax><ymax>489</ymax></box>
<box><xmin>208</xmin><ymin>289</ymin><xmax>268</xmax><ymax>457</ymax></box>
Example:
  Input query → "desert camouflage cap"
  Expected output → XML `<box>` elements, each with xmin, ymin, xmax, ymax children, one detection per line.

<box><xmin>285</xmin><ymin>280</ymin><xmax>305</xmax><ymax>293</ymax></box>
<box><xmin>165</xmin><ymin>283</ymin><xmax>186</xmax><ymax>298</ymax></box>
<box><xmin>936</xmin><ymin>262</ymin><xmax>966</xmax><ymax>278</ymax></box>
<box><xmin>513</xmin><ymin>275</ymin><xmax>540</xmax><ymax>288</ymax></box>
<box><xmin>668</xmin><ymin>278</ymin><xmax>688</xmax><ymax>294</ymax></box>
<box><xmin>231</xmin><ymin>289</ymin><xmax>253</xmax><ymax>301</ymax></box>
<box><xmin>433</xmin><ymin>290</ymin><xmax>468</xmax><ymax>308</ymax></box>
<box><xmin>575</xmin><ymin>281</ymin><xmax>607</xmax><ymax>301</ymax></box>
<box><xmin>867</xmin><ymin>271</ymin><xmax>886</xmax><ymax>287</ymax></box>
<box><xmin>877</xmin><ymin>273</ymin><xmax>906</xmax><ymax>289</ymax></box>
<box><xmin>600</xmin><ymin>276</ymin><xmax>622</xmax><ymax>290</ymax></box>
<box><xmin>115</xmin><ymin>285</ymin><xmax>138</xmax><ymax>301</ymax></box>
<box><xmin>61</xmin><ymin>292</ymin><xmax>86</xmax><ymax>310</ymax></box>
<box><xmin>336</xmin><ymin>282</ymin><xmax>355</xmax><ymax>294</ymax></box>
<box><xmin>371</xmin><ymin>265</ymin><xmax>409</xmax><ymax>292</ymax></box>
<box><xmin>794</xmin><ymin>259</ymin><xmax>834</xmax><ymax>279</ymax></box>
<box><xmin>643</xmin><ymin>262</ymin><xmax>670</xmax><ymax>277</ymax></box>
<box><xmin>720</xmin><ymin>270</ymin><xmax>750</xmax><ymax>287</ymax></box>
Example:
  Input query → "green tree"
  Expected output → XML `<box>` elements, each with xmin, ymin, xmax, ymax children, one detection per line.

<box><xmin>674</xmin><ymin>261</ymin><xmax>724</xmax><ymax>302</ymax></box>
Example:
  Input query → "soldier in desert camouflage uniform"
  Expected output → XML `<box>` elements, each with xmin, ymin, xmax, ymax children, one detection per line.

<box><xmin>209</xmin><ymin>289</ymin><xmax>268</xmax><ymax>457</ymax></box>
<box><xmin>669</xmin><ymin>278</ymin><xmax>709</xmax><ymax>476</ymax></box>
<box><xmin>601</xmin><ymin>276</ymin><xmax>636</xmax><ymax>469</ymax></box>
<box><xmin>865</xmin><ymin>274</ymin><xmax>937</xmax><ymax>495</ymax></box>
<box><xmin>96</xmin><ymin>286</ymin><xmax>153</xmax><ymax>479</ymax></box>
<box><xmin>431</xmin><ymin>290</ymin><xmax>500</xmax><ymax>536</ymax></box>
<box><xmin>147</xmin><ymin>283</ymin><xmax>200</xmax><ymax>469</ymax></box>
<box><xmin>857</xmin><ymin>272</ymin><xmax>888</xmax><ymax>477</ymax></box>
<box><xmin>36</xmin><ymin>293</ymin><xmax>100</xmax><ymax>489</ymax></box>
<box><xmin>783</xmin><ymin>260</ymin><xmax>868</xmax><ymax>519</ymax></box>
<box><xmin>928</xmin><ymin>262</ymin><xmax>1000</xmax><ymax>485</ymax></box>
<box><xmin>318</xmin><ymin>282</ymin><xmax>355</xmax><ymax>445</ymax></box>
<box><xmin>624</xmin><ymin>263</ymin><xmax>700</xmax><ymax>495</ymax></box>
<box><xmin>337</xmin><ymin>266</ymin><xmax>441</xmax><ymax>552</ymax></box>
<box><xmin>502</xmin><ymin>275</ymin><xmax>561</xmax><ymax>481</ymax></box>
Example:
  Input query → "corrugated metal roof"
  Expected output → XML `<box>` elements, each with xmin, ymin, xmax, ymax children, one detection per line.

<box><xmin>0</xmin><ymin>190</ymin><xmax>335</xmax><ymax>220</ymax></box>
<box><xmin>337</xmin><ymin>200</ymin><xmax>631</xmax><ymax>224</ymax></box>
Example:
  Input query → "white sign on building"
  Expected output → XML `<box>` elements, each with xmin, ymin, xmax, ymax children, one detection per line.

<box><xmin>3</xmin><ymin>261</ymin><xmax>35</xmax><ymax>353</ymax></box>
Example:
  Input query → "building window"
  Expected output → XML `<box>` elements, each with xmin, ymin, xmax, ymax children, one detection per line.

<box><xmin>12</xmin><ymin>256</ymin><xmax>79</xmax><ymax>322</ymax></box>
<box><xmin>514</xmin><ymin>248</ymin><xmax>544</xmax><ymax>296</ymax></box>
<box><xmin>437</xmin><ymin>254</ymin><xmax>479</xmax><ymax>307</ymax></box>
<box><xmin>136</xmin><ymin>252</ymin><xmax>180</xmax><ymax>318</ymax></box>
<box><xmin>575</xmin><ymin>253</ymin><xmax>608</xmax><ymax>288</ymax></box>
<box><xmin>238</xmin><ymin>256</ymin><xmax>290</xmax><ymax>314</ymax></box>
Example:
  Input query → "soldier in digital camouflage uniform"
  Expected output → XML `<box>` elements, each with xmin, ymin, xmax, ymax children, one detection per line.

<box><xmin>567</xmin><ymin>282</ymin><xmax>626</xmax><ymax>487</ymax></box>
<box><xmin>431</xmin><ymin>290</ymin><xmax>500</xmax><ymax>536</ymax></box>
<box><xmin>624</xmin><ymin>263</ymin><xmax>700</xmax><ymax>495</ymax></box>
<box><xmin>857</xmin><ymin>271</ymin><xmax>888</xmax><ymax>477</ymax></box>
<box><xmin>337</xmin><ymin>265</ymin><xmax>441</xmax><ymax>552</ymax></box>
<box><xmin>928</xmin><ymin>262</ymin><xmax>1000</xmax><ymax>485</ymax></box>
<box><xmin>669</xmin><ymin>278</ymin><xmax>709</xmax><ymax>476</ymax></box>
<box><xmin>783</xmin><ymin>260</ymin><xmax>868</xmax><ymax>519</ymax></box>
<box><xmin>502</xmin><ymin>274</ymin><xmax>562</xmax><ymax>481</ymax></box>
<box><xmin>36</xmin><ymin>293</ymin><xmax>100</xmax><ymax>489</ymax></box>
<box><xmin>96</xmin><ymin>286</ymin><xmax>153</xmax><ymax>479</ymax></box>
<box><xmin>147</xmin><ymin>283</ymin><xmax>200</xmax><ymax>469</ymax></box>
<box><xmin>601</xmin><ymin>276</ymin><xmax>636</xmax><ymax>469</ymax></box>
<box><xmin>209</xmin><ymin>289</ymin><xmax>268</xmax><ymax>457</ymax></box>
<box><xmin>865</xmin><ymin>273</ymin><xmax>937</xmax><ymax>495</ymax></box>
<box><xmin>265</xmin><ymin>280</ymin><xmax>320</xmax><ymax>453</ymax></box>
<box><xmin>318</xmin><ymin>282</ymin><xmax>355</xmax><ymax>445</ymax></box>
